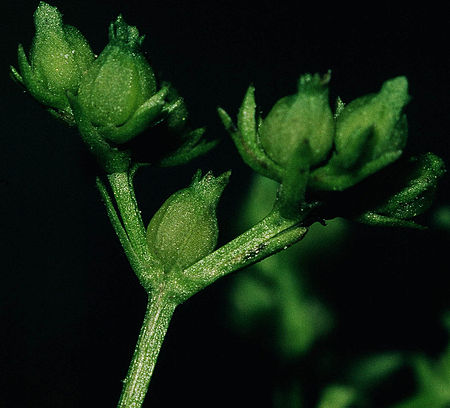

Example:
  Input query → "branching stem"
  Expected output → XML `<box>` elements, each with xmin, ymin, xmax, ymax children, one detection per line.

<box><xmin>103</xmin><ymin>171</ymin><xmax>310</xmax><ymax>407</ymax></box>
<box><xmin>107</xmin><ymin>171</ymin><xmax>163</xmax><ymax>289</ymax></box>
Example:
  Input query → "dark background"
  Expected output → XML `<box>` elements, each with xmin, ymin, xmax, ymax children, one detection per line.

<box><xmin>1</xmin><ymin>1</ymin><xmax>449</xmax><ymax>407</ymax></box>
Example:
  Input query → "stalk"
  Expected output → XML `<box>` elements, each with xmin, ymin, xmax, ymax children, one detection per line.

<box><xmin>117</xmin><ymin>291</ymin><xmax>176</xmax><ymax>408</ymax></box>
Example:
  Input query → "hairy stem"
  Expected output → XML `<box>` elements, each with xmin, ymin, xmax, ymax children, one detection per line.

<box><xmin>108</xmin><ymin>172</ymin><xmax>147</xmax><ymax>256</ymax></box>
<box><xmin>108</xmin><ymin>185</ymin><xmax>310</xmax><ymax>406</ymax></box>
<box><xmin>117</xmin><ymin>291</ymin><xmax>176</xmax><ymax>408</ymax></box>
<box><xmin>171</xmin><ymin>209</ymin><xmax>309</xmax><ymax>302</ymax></box>
<box><xmin>96</xmin><ymin>177</ymin><xmax>145</xmax><ymax>277</ymax></box>
<box><xmin>107</xmin><ymin>171</ymin><xmax>163</xmax><ymax>288</ymax></box>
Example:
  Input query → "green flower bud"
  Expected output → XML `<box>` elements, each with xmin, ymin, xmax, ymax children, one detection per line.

<box><xmin>334</xmin><ymin>76</ymin><xmax>409</xmax><ymax>169</ymax></box>
<box><xmin>76</xmin><ymin>15</ymin><xmax>159</xmax><ymax>144</ymax></box>
<box><xmin>11</xmin><ymin>2</ymin><xmax>94</xmax><ymax>117</ymax></box>
<box><xmin>309</xmin><ymin>77</ymin><xmax>410</xmax><ymax>191</ymax></box>
<box><xmin>146</xmin><ymin>171</ymin><xmax>230</xmax><ymax>272</ymax></box>
<box><xmin>259</xmin><ymin>73</ymin><xmax>334</xmax><ymax>167</ymax></box>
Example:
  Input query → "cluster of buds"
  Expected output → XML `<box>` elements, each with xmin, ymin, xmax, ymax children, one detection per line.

<box><xmin>10</xmin><ymin>2</ymin><xmax>94</xmax><ymax>122</ymax></box>
<box><xmin>10</xmin><ymin>2</ymin><xmax>230</xmax><ymax>279</ymax></box>
<box><xmin>218</xmin><ymin>73</ymin><xmax>444</xmax><ymax>225</ymax></box>
<box><xmin>219</xmin><ymin>73</ymin><xmax>409</xmax><ymax>192</ymax></box>
<box><xmin>10</xmin><ymin>3</ymin><xmax>445</xmax><ymax>230</ymax></box>
<box><xmin>11</xmin><ymin>2</ymin><xmax>215</xmax><ymax>172</ymax></box>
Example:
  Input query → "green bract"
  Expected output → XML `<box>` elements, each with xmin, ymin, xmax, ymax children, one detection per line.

<box><xmin>356</xmin><ymin>153</ymin><xmax>446</xmax><ymax>228</ymax></box>
<box><xmin>76</xmin><ymin>15</ymin><xmax>164</xmax><ymax>144</ymax></box>
<box><xmin>10</xmin><ymin>2</ymin><xmax>94</xmax><ymax>119</ymax></box>
<box><xmin>310</xmin><ymin>77</ymin><xmax>410</xmax><ymax>191</ymax></box>
<box><xmin>259</xmin><ymin>73</ymin><xmax>334</xmax><ymax>168</ymax></box>
<box><xmin>146</xmin><ymin>171</ymin><xmax>230</xmax><ymax>273</ymax></box>
<box><xmin>336</xmin><ymin>77</ymin><xmax>408</xmax><ymax>165</ymax></box>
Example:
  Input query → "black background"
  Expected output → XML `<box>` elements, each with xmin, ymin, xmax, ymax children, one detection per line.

<box><xmin>1</xmin><ymin>1</ymin><xmax>449</xmax><ymax>407</ymax></box>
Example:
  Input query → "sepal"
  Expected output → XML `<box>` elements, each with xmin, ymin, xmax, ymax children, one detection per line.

<box><xmin>354</xmin><ymin>153</ymin><xmax>445</xmax><ymax>228</ymax></box>
<box><xmin>68</xmin><ymin>92</ymin><xmax>131</xmax><ymax>173</ymax></box>
<box><xmin>310</xmin><ymin>77</ymin><xmax>410</xmax><ymax>191</ymax></box>
<box><xmin>217</xmin><ymin>86</ymin><xmax>284</xmax><ymax>181</ymax></box>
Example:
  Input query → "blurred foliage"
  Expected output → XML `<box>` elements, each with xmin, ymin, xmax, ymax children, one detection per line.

<box><xmin>433</xmin><ymin>205</ymin><xmax>450</xmax><ymax>231</ymax></box>
<box><xmin>317</xmin><ymin>385</ymin><xmax>357</xmax><ymax>408</ymax></box>
<box><xmin>226</xmin><ymin>173</ymin><xmax>450</xmax><ymax>407</ymax></box>
<box><xmin>389</xmin><ymin>312</ymin><xmax>450</xmax><ymax>408</ymax></box>
<box><xmin>227</xmin><ymin>174</ymin><xmax>348</xmax><ymax>360</ymax></box>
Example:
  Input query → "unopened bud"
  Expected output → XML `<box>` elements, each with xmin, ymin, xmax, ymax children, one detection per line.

<box><xmin>11</xmin><ymin>2</ymin><xmax>94</xmax><ymax>116</ymax></box>
<box><xmin>146</xmin><ymin>171</ymin><xmax>230</xmax><ymax>272</ymax></box>
<box><xmin>309</xmin><ymin>77</ymin><xmax>410</xmax><ymax>191</ymax></box>
<box><xmin>76</xmin><ymin>15</ymin><xmax>158</xmax><ymax>144</ymax></box>
<box><xmin>334</xmin><ymin>76</ymin><xmax>409</xmax><ymax>169</ymax></box>
<box><xmin>260</xmin><ymin>72</ymin><xmax>334</xmax><ymax>167</ymax></box>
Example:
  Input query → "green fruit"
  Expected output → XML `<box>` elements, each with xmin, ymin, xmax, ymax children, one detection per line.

<box><xmin>146</xmin><ymin>171</ymin><xmax>230</xmax><ymax>272</ymax></box>
<box><xmin>12</xmin><ymin>2</ymin><xmax>94</xmax><ymax>115</ymax></box>
<box><xmin>260</xmin><ymin>73</ymin><xmax>334</xmax><ymax>167</ymax></box>
<box><xmin>77</xmin><ymin>15</ymin><xmax>157</xmax><ymax>143</ymax></box>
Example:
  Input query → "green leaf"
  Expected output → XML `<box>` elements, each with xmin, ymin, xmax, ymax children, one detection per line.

<box><xmin>317</xmin><ymin>385</ymin><xmax>357</xmax><ymax>408</ymax></box>
<box><xmin>373</xmin><ymin>153</ymin><xmax>445</xmax><ymax>219</ymax></box>
<box><xmin>355</xmin><ymin>153</ymin><xmax>445</xmax><ymax>228</ymax></box>
<box><xmin>346</xmin><ymin>352</ymin><xmax>404</xmax><ymax>390</ymax></box>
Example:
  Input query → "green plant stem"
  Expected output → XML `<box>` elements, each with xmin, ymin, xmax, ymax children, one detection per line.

<box><xmin>117</xmin><ymin>290</ymin><xmax>176</xmax><ymax>408</ymax></box>
<box><xmin>105</xmin><ymin>174</ymin><xmax>310</xmax><ymax>406</ymax></box>
<box><xmin>113</xmin><ymin>207</ymin><xmax>308</xmax><ymax>408</ymax></box>
<box><xmin>172</xmin><ymin>209</ymin><xmax>309</xmax><ymax>302</ymax></box>
<box><xmin>108</xmin><ymin>172</ymin><xmax>147</xmax><ymax>255</ymax></box>
<box><xmin>96</xmin><ymin>177</ymin><xmax>145</xmax><ymax>277</ymax></box>
<box><xmin>107</xmin><ymin>171</ymin><xmax>163</xmax><ymax>288</ymax></box>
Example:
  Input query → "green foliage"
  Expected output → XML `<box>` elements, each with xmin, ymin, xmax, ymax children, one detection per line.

<box><xmin>433</xmin><ymin>205</ymin><xmax>450</xmax><ymax>230</ymax></box>
<box><xmin>356</xmin><ymin>152</ymin><xmax>445</xmax><ymax>228</ymax></box>
<box><xmin>391</xmin><ymin>316</ymin><xmax>450</xmax><ymax>408</ymax></box>
<box><xmin>317</xmin><ymin>385</ymin><xmax>357</xmax><ymax>408</ymax></box>
<box><xmin>229</xmin><ymin>252</ymin><xmax>335</xmax><ymax>359</ymax></box>
<box><xmin>10</xmin><ymin>3</ymin><xmax>447</xmax><ymax>407</ymax></box>
<box><xmin>228</xmin><ymin>174</ymin><xmax>450</xmax><ymax>407</ymax></box>
<box><xmin>228</xmin><ymin>175</ymin><xmax>345</xmax><ymax>359</ymax></box>
<box><xmin>346</xmin><ymin>352</ymin><xmax>404</xmax><ymax>392</ymax></box>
